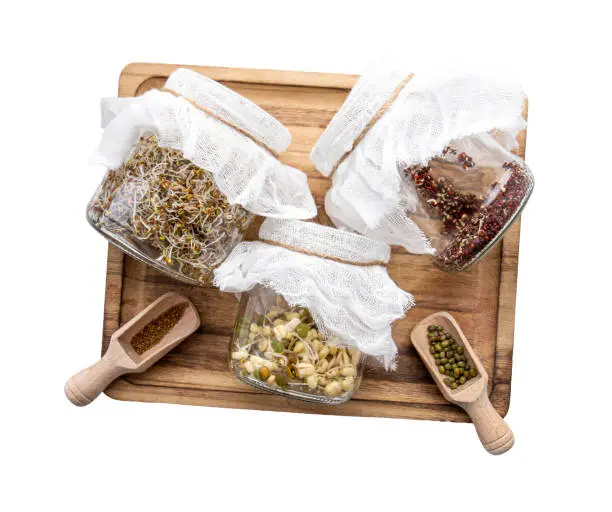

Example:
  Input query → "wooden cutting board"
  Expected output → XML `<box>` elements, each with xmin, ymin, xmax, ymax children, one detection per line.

<box><xmin>100</xmin><ymin>62</ymin><xmax>527</xmax><ymax>421</ymax></box>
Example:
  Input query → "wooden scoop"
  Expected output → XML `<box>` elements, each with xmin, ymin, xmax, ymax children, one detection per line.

<box><xmin>65</xmin><ymin>293</ymin><xmax>200</xmax><ymax>406</ymax></box>
<box><xmin>411</xmin><ymin>312</ymin><xmax>514</xmax><ymax>455</ymax></box>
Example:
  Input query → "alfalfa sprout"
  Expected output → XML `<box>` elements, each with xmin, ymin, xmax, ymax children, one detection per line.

<box><xmin>88</xmin><ymin>136</ymin><xmax>253</xmax><ymax>284</ymax></box>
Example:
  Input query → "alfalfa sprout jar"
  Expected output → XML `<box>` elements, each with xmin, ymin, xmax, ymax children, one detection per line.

<box><xmin>87</xmin><ymin>68</ymin><xmax>316</xmax><ymax>285</ymax></box>
<box><xmin>214</xmin><ymin>218</ymin><xmax>414</xmax><ymax>404</ymax></box>
<box><xmin>311</xmin><ymin>69</ymin><xmax>533</xmax><ymax>272</ymax></box>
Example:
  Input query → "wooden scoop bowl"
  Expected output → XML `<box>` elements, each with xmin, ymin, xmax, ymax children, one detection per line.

<box><xmin>411</xmin><ymin>312</ymin><xmax>514</xmax><ymax>455</ymax></box>
<box><xmin>65</xmin><ymin>293</ymin><xmax>200</xmax><ymax>406</ymax></box>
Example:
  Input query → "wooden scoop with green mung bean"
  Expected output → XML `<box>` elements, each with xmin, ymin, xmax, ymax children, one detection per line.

<box><xmin>65</xmin><ymin>293</ymin><xmax>200</xmax><ymax>406</ymax></box>
<box><xmin>411</xmin><ymin>312</ymin><xmax>514</xmax><ymax>455</ymax></box>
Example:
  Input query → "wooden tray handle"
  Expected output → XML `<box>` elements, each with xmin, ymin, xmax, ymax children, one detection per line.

<box><xmin>462</xmin><ymin>394</ymin><xmax>515</xmax><ymax>455</ymax></box>
<box><xmin>65</xmin><ymin>357</ymin><xmax>124</xmax><ymax>406</ymax></box>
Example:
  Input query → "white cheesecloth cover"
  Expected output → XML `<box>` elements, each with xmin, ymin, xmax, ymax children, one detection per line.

<box><xmin>92</xmin><ymin>68</ymin><xmax>316</xmax><ymax>219</ymax></box>
<box><xmin>310</xmin><ymin>68</ymin><xmax>527</xmax><ymax>253</ymax></box>
<box><xmin>214</xmin><ymin>219</ymin><xmax>414</xmax><ymax>369</ymax></box>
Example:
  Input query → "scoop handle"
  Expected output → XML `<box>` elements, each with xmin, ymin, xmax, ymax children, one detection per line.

<box><xmin>65</xmin><ymin>356</ymin><xmax>124</xmax><ymax>406</ymax></box>
<box><xmin>462</xmin><ymin>393</ymin><xmax>514</xmax><ymax>455</ymax></box>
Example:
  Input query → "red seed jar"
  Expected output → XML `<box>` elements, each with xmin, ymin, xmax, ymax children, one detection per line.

<box><xmin>311</xmin><ymin>70</ymin><xmax>533</xmax><ymax>272</ymax></box>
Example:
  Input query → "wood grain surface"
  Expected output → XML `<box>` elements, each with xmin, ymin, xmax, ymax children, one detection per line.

<box><xmin>99</xmin><ymin>63</ymin><xmax>527</xmax><ymax>421</ymax></box>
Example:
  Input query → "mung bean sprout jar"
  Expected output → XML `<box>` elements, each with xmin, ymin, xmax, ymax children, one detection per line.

<box><xmin>214</xmin><ymin>219</ymin><xmax>414</xmax><ymax>404</ymax></box>
<box><xmin>87</xmin><ymin>68</ymin><xmax>316</xmax><ymax>285</ymax></box>
<box><xmin>311</xmin><ymin>69</ymin><xmax>534</xmax><ymax>272</ymax></box>
<box><xmin>229</xmin><ymin>287</ymin><xmax>366</xmax><ymax>404</ymax></box>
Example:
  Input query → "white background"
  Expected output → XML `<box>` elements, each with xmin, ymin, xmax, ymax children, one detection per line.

<box><xmin>2</xmin><ymin>1</ymin><xmax>610</xmax><ymax>510</ymax></box>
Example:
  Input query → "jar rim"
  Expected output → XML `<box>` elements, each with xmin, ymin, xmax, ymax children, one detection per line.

<box><xmin>310</xmin><ymin>67</ymin><xmax>411</xmax><ymax>176</ymax></box>
<box><xmin>258</xmin><ymin>218</ymin><xmax>391</xmax><ymax>265</ymax></box>
<box><xmin>164</xmin><ymin>68</ymin><xmax>291</xmax><ymax>153</ymax></box>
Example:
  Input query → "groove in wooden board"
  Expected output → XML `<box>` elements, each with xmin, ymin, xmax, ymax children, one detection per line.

<box><xmin>106</xmin><ymin>376</ymin><xmax>477</xmax><ymax>422</ymax></box>
<box><xmin>119</xmin><ymin>62</ymin><xmax>360</xmax><ymax>92</ymax></box>
<box><xmin>100</xmin><ymin>63</ymin><xmax>526</xmax><ymax>421</ymax></box>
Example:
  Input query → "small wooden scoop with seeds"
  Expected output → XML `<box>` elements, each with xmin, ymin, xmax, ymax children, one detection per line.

<box><xmin>411</xmin><ymin>312</ymin><xmax>514</xmax><ymax>455</ymax></box>
<box><xmin>65</xmin><ymin>293</ymin><xmax>200</xmax><ymax>406</ymax></box>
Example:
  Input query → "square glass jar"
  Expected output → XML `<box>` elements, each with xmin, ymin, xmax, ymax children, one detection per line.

<box><xmin>310</xmin><ymin>71</ymin><xmax>534</xmax><ymax>273</ymax></box>
<box><xmin>229</xmin><ymin>286</ymin><xmax>365</xmax><ymax>405</ymax></box>
<box><xmin>402</xmin><ymin>134</ymin><xmax>534</xmax><ymax>271</ymax></box>
<box><xmin>87</xmin><ymin>136</ymin><xmax>253</xmax><ymax>286</ymax></box>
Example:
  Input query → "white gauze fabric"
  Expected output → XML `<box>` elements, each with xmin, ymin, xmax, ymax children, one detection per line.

<box><xmin>214</xmin><ymin>219</ymin><xmax>414</xmax><ymax>369</ymax></box>
<box><xmin>92</xmin><ymin>68</ymin><xmax>317</xmax><ymax>219</ymax></box>
<box><xmin>311</xmin><ymin>68</ymin><xmax>527</xmax><ymax>253</ymax></box>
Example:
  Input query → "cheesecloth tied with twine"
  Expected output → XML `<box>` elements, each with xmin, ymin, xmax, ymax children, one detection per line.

<box><xmin>214</xmin><ymin>219</ymin><xmax>414</xmax><ymax>369</ymax></box>
<box><xmin>310</xmin><ymin>67</ymin><xmax>527</xmax><ymax>253</ymax></box>
<box><xmin>92</xmin><ymin>68</ymin><xmax>316</xmax><ymax>219</ymax></box>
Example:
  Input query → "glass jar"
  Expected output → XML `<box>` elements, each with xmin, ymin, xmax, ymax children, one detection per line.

<box><xmin>86</xmin><ymin>67</ymin><xmax>317</xmax><ymax>286</ymax></box>
<box><xmin>401</xmin><ymin>133</ymin><xmax>534</xmax><ymax>272</ymax></box>
<box><xmin>87</xmin><ymin>135</ymin><xmax>254</xmax><ymax>286</ymax></box>
<box><xmin>311</xmin><ymin>70</ymin><xmax>533</xmax><ymax>272</ymax></box>
<box><xmin>229</xmin><ymin>286</ymin><xmax>365</xmax><ymax>404</ymax></box>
